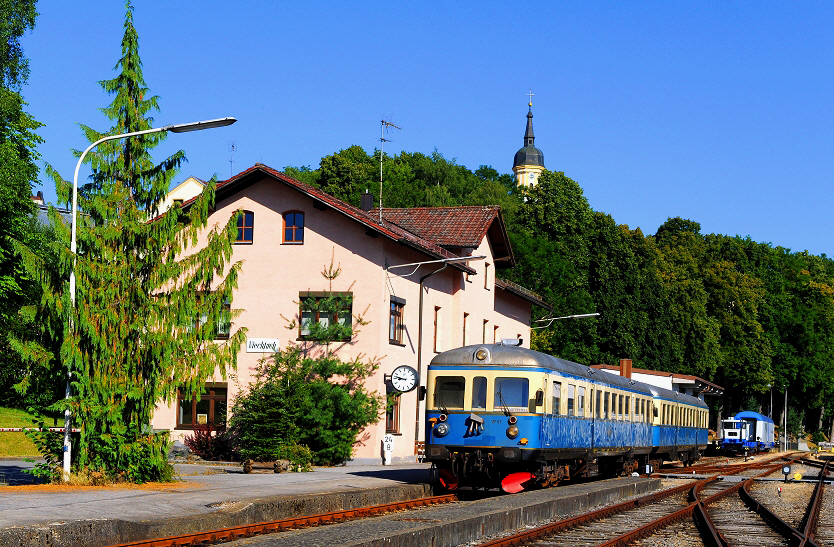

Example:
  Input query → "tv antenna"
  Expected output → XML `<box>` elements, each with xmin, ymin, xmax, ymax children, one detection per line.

<box><xmin>379</xmin><ymin>119</ymin><xmax>402</xmax><ymax>223</ymax></box>
<box><xmin>228</xmin><ymin>141</ymin><xmax>237</xmax><ymax>177</ymax></box>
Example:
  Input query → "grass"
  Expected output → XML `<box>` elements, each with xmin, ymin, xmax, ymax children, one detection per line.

<box><xmin>0</xmin><ymin>407</ymin><xmax>40</xmax><ymax>428</ymax></box>
<box><xmin>0</xmin><ymin>407</ymin><xmax>42</xmax><ymax>458</ymax></box>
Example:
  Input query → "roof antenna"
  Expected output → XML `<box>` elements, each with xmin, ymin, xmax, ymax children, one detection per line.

<box><xmin>379</xmin><ymin>118</ymin><xmax>402</xmax><ymax>223</ymax></box>
<box><xmin>228</xmin><ymin>141</ymin><xmax>237</xmax><ymax>177</ymax></box>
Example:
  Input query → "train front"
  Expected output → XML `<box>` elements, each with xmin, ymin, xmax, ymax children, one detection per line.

<box><xmin>720</xmin><ymin>417</ymin><xmax>749</xmax><ymax>454</ymax></box>
<box><xmin>424</xmin><ymin>344</ymin><xmax>544</xmax><ymax>493</ymax></box>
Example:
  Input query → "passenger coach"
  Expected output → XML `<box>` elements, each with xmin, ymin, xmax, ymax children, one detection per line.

<box><xmin>425</xmin><ymin>344</ymin><xmax>709</xmax><ymax>492</ymax></box>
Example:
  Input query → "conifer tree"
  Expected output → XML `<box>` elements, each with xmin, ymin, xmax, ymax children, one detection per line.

<box><xmin>18</xmin><ymin>2</ymin><xmax>244</xmax><ymax>482</ymax></box>
<box><xmin>0</xmin><ymin>0</ymin><xmax>43</xmax><ymax>406</ymax></box>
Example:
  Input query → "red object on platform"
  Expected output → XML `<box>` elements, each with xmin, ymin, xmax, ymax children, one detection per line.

<box><xmin>501</xmin><ymin>472</ymin><xmax>536</xmax><ymax>493</ymax></box>
<box><xmin>438</xmin><ymin>468</ymin><xmax>459</xmax><ymax>490</ymax></box>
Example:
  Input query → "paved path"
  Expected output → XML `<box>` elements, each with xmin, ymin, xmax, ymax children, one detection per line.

<box><xmin>0</xmin><ymin>460</ymin><xmax>431</xmax><ymax>529</ymax></box>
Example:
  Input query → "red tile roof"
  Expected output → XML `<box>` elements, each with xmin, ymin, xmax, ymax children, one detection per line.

<box><xmin>176</xmin><ymin>163</ymin><xmax>545</xmax><ymax>305</ymax></box>
<box><xmin>590</xmin><ymin>364</ymin><xmax>724</xmax><ymax>394</ymax></box>
<box><xmin>208</xmin><ymin>164</ymin><xmax>477</xmax><ymax>273</ymax></box>
<box><xmin>377</xmin><ymin>206</ymin><xmax>515</xmax><ymax>267</ymax></box>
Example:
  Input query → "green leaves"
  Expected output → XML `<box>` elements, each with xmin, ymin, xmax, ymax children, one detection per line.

<box><xmin>13</xmin><ymin>4</ymin><xmax>244</xmax><ymax>482</ymax></box>
<box><xmin>230</xmin><ymin>346</ymin><xmax>381</xmax><ymax>465</ymax></box>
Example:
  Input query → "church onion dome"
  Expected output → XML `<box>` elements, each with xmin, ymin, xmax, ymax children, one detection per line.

<box><xmin>513</xmin><ymin>106</ymin><xmax>545</xmax><ymax>168</ymax></box>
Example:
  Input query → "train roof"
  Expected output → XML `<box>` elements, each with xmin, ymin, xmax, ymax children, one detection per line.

<box><xmin>732</xmin><ymin>411</ymin><xmax>774</xmax><ymax>424</ymax></box>
<box><xmin>429</xmin><ymin>344</ymin><xmax>708</xmax><ymax>409</ymax></box>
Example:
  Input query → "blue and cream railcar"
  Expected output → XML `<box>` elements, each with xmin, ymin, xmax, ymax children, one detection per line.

<box><xmin>425</xmin><ymin>344</ymin><xmax>709</xmax><ymax>492</ymax></box>
<box><xmin>720</xmin><ymin>411</ymin><xmax>775</xmax><ymax>454</ymax></box>
<box><xmin>649</xmin><ymin>387</ymin><xmax>710</xmax><ymax>464</ymax></box>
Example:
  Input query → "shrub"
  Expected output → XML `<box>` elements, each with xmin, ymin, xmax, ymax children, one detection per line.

<box><xmin>230</xmin><ymin>346</ymin><xmax>381</xmax><ymax>466</ymax></box>
<box><xmin>183</xmin><ymin>424</ymin><xmax>239</xmax><ymax>461</ymax></box>
<box><xmin>275</xmin><ymin>443</ymin><xmax>314</xmax><ymax>470</ymax></box>
<box><xmin>811</xmin><ymin>430</ymin><xmax>828</xmax><ymax>444</ymax></box>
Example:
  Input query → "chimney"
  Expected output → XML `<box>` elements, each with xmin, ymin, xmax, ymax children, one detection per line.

<box><xmin>619</xmin><ymin>358</ymin><xmax>632</xmax><ymax>379</ymax></box>
<box><xmin>360</xmin><ymin>190</ymin><xmax>374</xmax><ymax>212</ymax></box>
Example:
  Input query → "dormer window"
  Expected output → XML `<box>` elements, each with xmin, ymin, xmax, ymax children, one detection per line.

<box><xmin>236</xmin><ymin>210</ymin><xmax>254</xmax><ymax>244</ymax></box>
<box><xmin>283</xmin><ymin>211</ymin><xmax>304</xmax><ymax>244</ymax></box>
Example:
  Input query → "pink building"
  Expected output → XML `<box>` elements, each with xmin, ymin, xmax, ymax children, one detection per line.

<box><xmin>152</xmin><ymin>163</ymin><xmax>547</xmax><ymax>464</ymax></box>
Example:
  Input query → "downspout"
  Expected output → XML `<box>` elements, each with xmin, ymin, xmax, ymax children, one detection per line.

<box><xmin>414</xmin><ymin>263</ymin><xmax>450</xmax><ymax>449</ymax></box>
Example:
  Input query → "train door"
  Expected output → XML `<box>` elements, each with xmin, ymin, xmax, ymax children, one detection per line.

<box><xmin>542</xmin><ymin>378</ymin><xmax>560</xmax><ymax>448</ymax></box>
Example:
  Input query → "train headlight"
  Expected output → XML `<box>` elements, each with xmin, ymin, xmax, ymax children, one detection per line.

<box><xmin>438</xmin><ymin>414</ymin><xmax>448</xmax><ymax>422</ymax></box>
<box><xmin>475</xmin><ymin>348</ymin><xmax>488</xmax><ymax>361</ymax></box>
<box><xmin>435</xmin><ymin>423</ymin><xmax>450</xmax><ymax>437</ymax></box>
<box><xmin>506</xmin><ymin>425</ymin><xmax>519</xmax><ymax>439</ymax></box>
<box><xmin>508</xmin><ymin>416</ymin><xmax>517</xmax><ymax>425</ymax></box>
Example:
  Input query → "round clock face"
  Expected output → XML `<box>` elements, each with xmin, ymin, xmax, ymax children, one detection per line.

<box><xmin>528</xmin><ymin>172</ymin><xmax>535</xmax><ymax>180</ymax></box>
<box><xmin>391</xmin><ymin>365</ymin><xmax>418</xmax><ymax>392</ymax></box>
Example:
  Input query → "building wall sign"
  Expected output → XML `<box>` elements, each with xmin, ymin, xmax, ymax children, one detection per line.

<box><xmin>246</xmin><ymin>338</ymin><xmax>280</xmax><ymax>353</ymax></box>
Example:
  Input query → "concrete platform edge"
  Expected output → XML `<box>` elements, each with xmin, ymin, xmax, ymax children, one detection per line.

<box><xmin>355</xmin><ymin>477</ymin><xmax>661</xmax><ymax>547</ymax></box>
<box><xmin>0</xmin><ymin>482</ymin><xmax>432</xmax><ymax>547</ymax></box>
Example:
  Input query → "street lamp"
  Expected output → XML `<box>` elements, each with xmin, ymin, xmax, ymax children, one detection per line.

<box><xmin>533</xmin><ymin>313</ymin><xmax>600</xmax><ymax>329</ymax></box>
<box><xmin>63</xmin><ymin>117</ymin><xmax>236</xmax><ymax>479</ymax></box>
<box><xmin>386</xmin><ymin>255</ymin><xmax>487</xmax><ymax>451</ymax></box>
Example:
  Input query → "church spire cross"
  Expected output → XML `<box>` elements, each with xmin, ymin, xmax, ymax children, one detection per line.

<box><xmin>527</xmin><ymin>89</ymin><xmax>534</xmax><ymax>107</ymax></box>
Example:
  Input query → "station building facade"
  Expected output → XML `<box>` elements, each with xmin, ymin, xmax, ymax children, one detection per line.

<box><xmin>151</xmin><ymin>163</ymin><xmax>547</xmax><ymax>463</ymax></box>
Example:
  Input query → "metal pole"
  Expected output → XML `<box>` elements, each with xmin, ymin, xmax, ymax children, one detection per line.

<box><xmin>784</xmin><ymin>387</ymin><xmax>788</xmax><ymax>452</ymax></box>
<box><xmin>414</xmin><ymin>263</ymin><xmax>449</xmax><ymax>451</ymax></box>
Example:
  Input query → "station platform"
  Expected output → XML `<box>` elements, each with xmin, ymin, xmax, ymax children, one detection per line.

<box><xmin>0</xmin><ymin>460</ymin><xmax>661</xmax><ymax>547</ymax></box>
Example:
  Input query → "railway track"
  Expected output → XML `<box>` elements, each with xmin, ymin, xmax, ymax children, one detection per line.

<box><xmin>107</xmin><ymin>494</ymin><xmax>457</xmax><ymax>547</ymax></box>
<box><xmin>474</xmin><ymin>454</ymin><xmax>822</xmax><ymax>547</ymax></box>
<box><xmin>105</xmin><ymin>453</ymin><xmax>825</xmax><ymax>547</ymax></box>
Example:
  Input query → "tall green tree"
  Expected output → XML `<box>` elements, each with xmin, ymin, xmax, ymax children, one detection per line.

<box><xmin>511</xmin><ymin>171</ymin><xmax>596</xmax><ymax>362</ymax></box>
<box><xmin>18</xmin><ymin>3</ymin><xmax>244</xmax><ymax>482</ymax></box>
<box><xmin>0</xmin><ymin>0</ymin><xmax>42</xmax><ymax>407</ymax></box>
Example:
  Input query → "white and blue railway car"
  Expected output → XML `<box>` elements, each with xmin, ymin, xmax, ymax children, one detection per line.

<box><xmin>720</xmin><ymin>411</ymin><xmax>775</xmax><ymax>454</ymax></box>
<box><xmin>425</xmin><ymin>344</ymin><xmax>709</xmax><ymax>492</ymax></box>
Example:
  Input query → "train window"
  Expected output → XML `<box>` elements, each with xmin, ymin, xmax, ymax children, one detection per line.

<box><xmin>552</xmin><ymin>381</ymin><xmax>561</xmax><ymax>415</ymax></box>
<box><xmin>495</xmin><ymin>377</ymin><xmax>529</xmax><ymax>410</ymax></box>
<box><xmin>604</xmin><ymin>392</ymin><xmax>609</xmax><ymax>419</ymax></box>
<box><xmin>435</xmin><ymin>376</ymin><xmax>465</xmax><ymax>409</ymax></box>
<box><xmin>596</xmin><ymin>390</ymin><xmax>602</xmax><ymax>419</ymax></box>
<box><xmin>472</xmin><ymin>377</ymin><xmax>487</xmax><ymax>410</ymax></box>
<box><xmin>567</xmin><ymin>384</ymin><xmax>575</xmax><ymax>416</ymax></box>
<box><xmin>618</xmin><ymin>394</ymin><xmax>623</xmax><ymax>420</ymax></box>
<box><xmin>578</xmin><ymin>387</ymin><xmax>585</xmax><ymax>417</ymax></box>
<box><xmin>625</xmin><ymin>396</ymin><xmax>630</xmax><ymax>421</ymax></box>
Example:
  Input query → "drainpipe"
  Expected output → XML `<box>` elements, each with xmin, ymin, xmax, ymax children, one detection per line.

<box><xmin>414</xmin><ymin>263</ymin><xmax>450</xmax><ymax>449</ymax></box>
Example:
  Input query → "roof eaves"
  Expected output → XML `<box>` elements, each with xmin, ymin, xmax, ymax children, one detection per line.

<box><xmin>495</xmin><ymin>277</ymin><xmax>551</xmax><ymax>310</ymax></box>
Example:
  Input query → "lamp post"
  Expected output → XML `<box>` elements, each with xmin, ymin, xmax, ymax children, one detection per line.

<box><xmin>63</xmin><ymin>117</ymin><xmax>236</xmax><ymax>480</ymax></box>
<box><xmin>533</xmin><ymin>313</ymin><xmax>600</xmax><ymax>329</ymax></box>
<box><xmin>385</xmin><ymin>255</ymin><xmax>487</xmax><ymax>452</ymax></box>
<box><xmin>783</xmin><ymin>387</ymin><xmax>788</xmax><ymax>452</ymax></box>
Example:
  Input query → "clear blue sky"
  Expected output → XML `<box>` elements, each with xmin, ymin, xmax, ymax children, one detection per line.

<box><xmin>20</xmin><ymin>2</ymin><xmax>834</xmax><ymax>256</ymax></box>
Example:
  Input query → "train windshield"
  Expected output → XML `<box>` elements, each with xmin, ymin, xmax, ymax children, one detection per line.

<box><xmin>494</xmin><ymin>377</ymin><xmax>529</xmax><ymax>411</ymax></box>
<box><xmin>434</xmin><ymin>376</ymin><xmax>465</xmax><ymax>409</ymax></box>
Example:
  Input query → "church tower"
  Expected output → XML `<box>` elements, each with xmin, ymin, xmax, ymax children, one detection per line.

<box><xmin>512</xmin><ymin>93</ymin><xmax>545</xmax><ymax>187</ymax></box>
